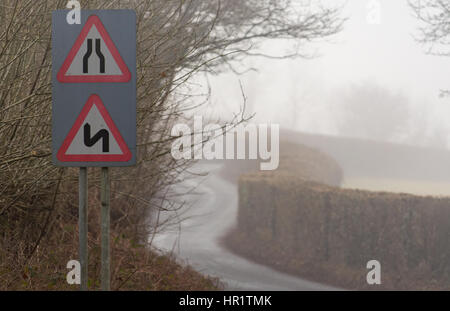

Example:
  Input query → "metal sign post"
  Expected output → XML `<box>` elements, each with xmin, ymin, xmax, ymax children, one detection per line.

<box><xmin>100</xmin><ymin>167</ymin><xmax>110</xmax><ymax>291</ymax></box>
<box><xmin>79</xmin><ymin>167</ymin><xmax>88</xmax><ymax>291</ymax></box>
<box><xmin>52</xmin><ymin>10</ymin><xmax>136</xmax><ymax>291</ymax></box>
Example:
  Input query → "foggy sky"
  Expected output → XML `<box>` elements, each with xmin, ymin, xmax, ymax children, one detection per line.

<box><xmin>202</xmin><ymin>0</ymin><xmax>450</xmax><ymax>148</ymax></box>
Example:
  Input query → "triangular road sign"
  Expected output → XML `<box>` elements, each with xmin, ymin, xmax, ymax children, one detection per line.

<box><xmin>57</xmin><ymin>94</ymin><xmax>132</xmax><ymax>162</ymax></box>
<box><xmin>57</xmin><ymin>15</ymin><xmax>131</xmax><ymax>83</ymax></box>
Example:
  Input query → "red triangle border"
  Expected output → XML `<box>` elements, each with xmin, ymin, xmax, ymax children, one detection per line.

<box><xmin>57</xmin><ymin>15</ymin><xmax>131</xmax><ymax>83</ymax></box>
<box><xmin>57</xmin><ymin>94</ymin><xmax>132</xmax><ymax>162</ymax></box>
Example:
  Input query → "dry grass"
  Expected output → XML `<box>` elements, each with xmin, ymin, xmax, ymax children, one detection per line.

<box><xmin>1</xmin><ymin>224</ymin><xmax>221</xmax><ymax>291</ymax></box>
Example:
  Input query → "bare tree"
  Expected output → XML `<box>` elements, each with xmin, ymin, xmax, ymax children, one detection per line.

<box><xmin>410</xmin><ymin>0</ymin><xmax>450</xmax><ymax>97</ymax></box>
<box><xmin>0</xmin><ymin>0</ymin><xmax>344</xmax><ymax>281</ymax></box>
<box><xmin>336</xmin><ymin>81</ymin><xmax>411</xmax><ymax>142</ymax></box>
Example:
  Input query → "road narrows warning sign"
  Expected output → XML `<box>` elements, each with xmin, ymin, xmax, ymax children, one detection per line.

<box><xmin>57</xmin><ymin>15</ymin><xmax>131</xmax><ymax>83</ymax></box>
<box><xmin>57</xmin><ymin>94</ymin><xmax>132</xmax><ymax>162</ymax></box>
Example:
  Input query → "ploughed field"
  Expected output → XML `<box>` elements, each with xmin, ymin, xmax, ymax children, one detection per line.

<box><xmin>342</xmin><ymin>178</ymin><xmax>450</xmax><ymax>197</ymax></box>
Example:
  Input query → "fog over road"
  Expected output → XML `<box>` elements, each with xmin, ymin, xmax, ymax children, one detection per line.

<box><xmin>152</xmin><ymin>163</ymin><xmax>338</xmax><ymax>291</ymax></box>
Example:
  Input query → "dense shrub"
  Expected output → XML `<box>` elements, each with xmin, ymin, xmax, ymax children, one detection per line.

<box><xmin>0</xmin><ymin>1</ymin><xmax>343</xmax><ymax>288</ymax></box>
<box><xmin>228</xmin><ymin>142</ymin><xmax>450</xmax><ymax>290</ymax></box>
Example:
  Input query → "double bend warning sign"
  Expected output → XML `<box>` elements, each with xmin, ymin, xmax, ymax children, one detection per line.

<box><xmin>57</xmin><ymin>94</ymin><xmax>132</xmax><ymax>162</ymax></box>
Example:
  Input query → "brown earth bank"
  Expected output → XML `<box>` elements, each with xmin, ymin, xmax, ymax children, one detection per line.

<box><xmin>0</xmin><ymin>221</ymin><xmax>221</xmax><ymax>291</ymax></box>
<box><xmin>222</xmin><ymin>137</ymin><xmax>450</xmax><ymax>290</ymax></box>
<box><xmin>0</xmin><ymin>226</ymin><xmax>221</xmax><ymax>291</ymax></box>
<box><xmin>0</xmin><ymin>171</ymin><xmax>221</xmax><ymax>291</ymax></box>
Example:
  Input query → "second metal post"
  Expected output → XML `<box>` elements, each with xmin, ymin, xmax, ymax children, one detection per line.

<box><xmin>101</xmin><ymin>167</ymin><xmax>110</xmax><ymax>291</ymax></box>
<box><xmin>79</xmin><ymin>167</ymin><xmax>88</xmax><ymax>291</ymax></box>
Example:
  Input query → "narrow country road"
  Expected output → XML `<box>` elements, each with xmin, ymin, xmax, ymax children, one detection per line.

<box><xmin>151</xmin><ymin>163</ymin><xmax>338</xmax><ymax>291</ymax></box>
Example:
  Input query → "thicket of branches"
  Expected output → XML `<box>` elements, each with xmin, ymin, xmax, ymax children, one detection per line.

<box><xmin>0</xmin><ymin>0</ymin><xmax>343</xmax><ymax>278</ymax></box>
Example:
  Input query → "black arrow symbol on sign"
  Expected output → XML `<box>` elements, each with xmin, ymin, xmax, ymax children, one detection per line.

<box><xmin>83</xmin><ymin>39</ymin><xmax>106</xmax><ymax>74</ymax></box>
<box><xmin>84</xmin><ymin>123</ymin><xmax>109</xmax><ymax>152</ymax></box>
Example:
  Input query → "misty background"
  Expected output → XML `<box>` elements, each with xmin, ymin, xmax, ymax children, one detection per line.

<box><xmin>197</xmin><ymin>0</ymin><xmax>450</xmax><ymax>149</ymax></box>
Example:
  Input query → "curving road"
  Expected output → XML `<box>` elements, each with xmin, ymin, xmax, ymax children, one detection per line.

<box><xmin>151</xmin><ymin>163</ymin><xmax>338</xmax><ymax>291</ymax></box>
